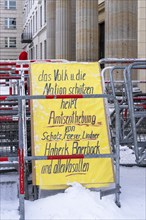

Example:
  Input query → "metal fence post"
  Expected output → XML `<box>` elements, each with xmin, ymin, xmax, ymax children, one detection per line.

<box><xmin>18</xmin><ymin>66</ymin><xmax>25</xmax><ymax>220</ymax></box>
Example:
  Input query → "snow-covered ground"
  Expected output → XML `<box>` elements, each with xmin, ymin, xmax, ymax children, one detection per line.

<box><xmin>0</xmin><ymin>165</ymin><xmax>145</xmax><ymax>220</ymax></box>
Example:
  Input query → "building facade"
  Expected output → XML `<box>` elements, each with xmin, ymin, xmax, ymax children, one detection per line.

<box><xmin>2</xmin><ymin>0</ymin><xmax>145</xmax><ymax>89</ymax></box>
<box><xmin>22</xmin><ymin>0</ymin><xmax>146</xmax><ymax>60</ymax></box>
<box><xmin>21</xmin><ymin>0</ymin><xmax>146</xmax><ymax>91</ymax></box>
<box><xmin>0</xmin><ymin>0</ymin><xmax>23</xmax><ymax>60</ymax></box>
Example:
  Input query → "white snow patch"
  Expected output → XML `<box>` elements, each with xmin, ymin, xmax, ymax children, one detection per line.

<box><xmin>0</xmin><ymin>166</ymin><xmax>145</xmax><ymax>220</ymax></box>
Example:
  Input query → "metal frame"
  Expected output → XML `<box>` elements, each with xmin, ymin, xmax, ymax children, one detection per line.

<box><xmin>100</xmin><ymin>58</ymin><xmax>146</xmax><ymax>165</ymax></box>
<box><xmin>0</xmin><ymin>60</ymin><xmax>121</xmax><ymax>219</ymax></box>
<box><xmin>124</xmin><ymin>62</ymin><xmax>146</xmax><ymax>164</ymax></box>
<box><xmin>0</xmin><ymin>93</ymin><xmax>121</xmax><ymax>219</ymax></box>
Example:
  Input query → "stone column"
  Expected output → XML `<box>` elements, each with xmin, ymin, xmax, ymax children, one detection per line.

<box><xmin>70</xmin><ymin>0</ymin><xmax>76</xmax><ymax>61</ymax></box>
<box><xmin>138</xmin><ymin>0</ymin><xmax>146</xmax><ymax>92</ymax></box>
<box><xmin>46</xmin><ymin>0</ymin><xmax>56</xmax><ymax>59</ymax></box>
<box><xmin>55</xmin><ymin>0</ymin><xmax>71</xmax><ymax>60</ymax></box>
<box><xmin>76</xmin><ymin>0</ymin><xmax>99</xmax><ymax>62</ymax></box>
<box><xmin>105</xmin><ymin>0</ymin><xmax>138</xmax><ymax>79</ymax></box>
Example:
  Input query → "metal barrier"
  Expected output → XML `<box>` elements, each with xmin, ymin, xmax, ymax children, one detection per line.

<box><xmin>100</xmin><ymin>58</ymin><xmax>146</xmax><ymax>165</ymax></box>
<box><xmin>0</xmin><ymin>62</ymin><xmax>30</xmax><ymax>169</ymax></box>
<box><xmin>0</xmin><ymin>59</ymin><xmax>68</xmax><ymax>163</ymax></box>
<box><xmin>1</xmin><ymin>58</ymin><xmax>146</xmax><ymax>220</ymax></box>
<box><xmin>0</xmin><ymin>93</ymin><xmax>121</xmax><ymax>220</ymax></box>
<box><xmin>124</xmin><ymin>62</ymin><xmax>146</xmax><ymax>165</ymax></box>
<box><xmin>0</xmin><ymin>60</ymin><xmax>121</xmax><ymax>220</ymax></box>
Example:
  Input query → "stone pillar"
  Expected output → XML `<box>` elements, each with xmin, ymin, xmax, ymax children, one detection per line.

<box><xmin>46</xmin><ymin>0</ymin><xmax>56</xmax><ymax>59</ymax></box>
<box><xmin>138</xmin><ymin>0</ymin><xmax>146</xmax><ymax>92</ymax></box>
<box><xmin>55</xmin><ymin>0</ymin><xmax>71</xmax><ymax>60</ymax></box>
<box><xmin>70</xmin><ymin>0</ymin><xmax>76</xmax><ymax>61</ymax></box>
<box><xmin>76</xmin><ymin>0</ymin><xmax>99</xmax><ymax>62</ymax></box>
<box><xmin>105</xmin><ymin>0</ymin><xmax>138</xmax><ymax>79</ymax></box>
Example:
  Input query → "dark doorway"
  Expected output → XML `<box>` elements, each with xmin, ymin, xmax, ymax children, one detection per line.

<box><xmin>99</xmin><ymin>22</ymin><xmax>105</xmax><ymax>60</ymax></box>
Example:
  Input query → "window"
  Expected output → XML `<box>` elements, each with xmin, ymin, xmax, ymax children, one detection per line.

<box><xmin>5</xmin><ymin>37</ymin><xmax>16</xmax><ymax>48</ymax></box>
<box><xmin>5</xmin><ymin>18</ymin><xmax>16</xmax><ymax>29</ymax></box>
<box><xmin>5</xmin><ymin>0</ymin><xmax>16</xmax><ymax>9</ymax></box>
<box><xmin>33</xmin><ymin>15</ymin><xmax>35</xmax><ymax>34</ymax></box>
<box><xmin>30</xmin><ymin>0</ymin><xmax>32</xmax><ymax>9</ymax></box>
<box><xmin>40</xmin><ymin>5</ymin><xmax>42</xmax><ymax>28</ymax></box>
<box><xmin>40</xmin><ymin>42</ymin><xmax>42</xmax><ymax>59</ymax></box>
<box><xmin>36</xmin><ymin>45</ymin><xmax>38</xmax><ymax>59</ymax></box>
<box><xmin>31</xmin><ymin>19</ymin><xmax>33</xmax><ymax>35</ymax></box>
<box><xmin>44</xmin><ymin>0</ymin><xmax>47</xmax><ymax>23</ymax></box>
<box><xmin>33</xmin><ymin>47</ymin><xmax>35</xmax><ymax>59</ymax></box>
<box><xmin>44</xmin><ymin>40</ymin><xmax>47</xmax><ymax>59</ymax></box>
<box><xmin>30</xmin><ymin>47</ymin><xmax>33</xmax><ymax>60</ymax></box>
<box><xmin>36</xmin><ymin>11</ymin><xmax>38</xmax><ymax>32</ymax></box>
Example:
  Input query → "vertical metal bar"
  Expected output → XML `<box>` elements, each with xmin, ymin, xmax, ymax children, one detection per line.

<box><xmin>27</xmin><ymin>76</ymin><xmax>30</xmax><ymax>111</ymax></box>
<box><xmin>21</xmin><ymin>64</ymin><xmax>29</xmax><ymax>199</ymax></box>
<box><xmin>114</xmin><ymin>99</ymin><xmax>121</xmax><ymax>207</ymax></box>
<box><xmin>9</xmin><ymin>80</ymin><xmax>12</xmax><ymax>95</ymax></box>
<box><xmin>21</xmin><ymin>65</ymin><xmax>27</xmax><ymax>158</ymax></box>
<box><xmin>18</xmin><ymin>148</ymin><xmax>25</xmax><ymax>220</ymax></box>
<box><xmin>101</xmin><ymin>66</ymin><xmax>113</xmax><ymax>93</ymax></box>
<box><xmin>18</xmin><ymin>65</ymin><xmax>25</xmax><ymax>220</ymax></box>
<box><xmin>124</xmin><ymin>66</ymin><xmax>139</xmax><ymax>161</ymax></box>
<box><xmin>109</xmin><ymin>66</ymin><xmax>125</xmax><ymax>97</ymax></box>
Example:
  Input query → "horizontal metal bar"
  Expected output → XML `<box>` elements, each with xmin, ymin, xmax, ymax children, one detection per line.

<box><xmin>0</xmin><ymin>181</ymin><xmax>17</xmax><ymax>184</ymax></box>
<box><xmin>0</xmin><ymin>94</ymin><xmax>117</xmax><ymax>101</ymax></box>
<box><xmin>25</xmin><ymin>153</ymin><xmax>116</xmax><ymax>160</ymax></box>
<box><xmin>133</xmin><ymin>97</ymin><xmax>146</xmax><ymax>101</ymax></box>
<box><xmin>100</xmin><ymin>186</ymin><xmax>121</xmax><ymax>199</ymax></box>
<box><xmin>25</xmin><ymin>154</ymin><xmax>84</xmax><ymax>161</ymax></box>
<box><xmin>0</xmin><ymin>143</ymin><xmax>18</xmax><ymax>146</ymax></box>
<box><xmin>0</xmin><ymin>157</ymin><xmax>18</xmax><ymax>162</ymax></box>
<box><xmin>0</xmin><ymin>116</ymin><xmax>18</xmax><ymax>121</ymax></box>
<box><xmin>134</xmin><ymin>112</ymin><xmax>146</xmax><ymax>117</ymax></box>
<box><xmin>0</xmin><ymin>68</ymin><xmax>13</xmax><ymax>71</ymax></box>
<box><xmin>99</xmin><ymin>58</ymin><xmax>146</xmax><ymax>64</ymax></box>
<box><xmin>0</xmin><ymin>163</ymin><xmax>18</xmax><ymax>168</ymax></box>
<box><xmin>0</xmin><ymin>110</ymin><xmax>18</xmax><ymax>115</ymax></box>
<box><xmin>84</xmin><ymin>154</ymin><xmax>116</xmax><ymax>158</ymax></box>
<box><xmin>105</xmin><ymin>80</ymin><xmax>146</xmax><ymax>83</ymax></box>
<box><xmin>0</xmin><ymin>76</ymin><xmax>21</xmax><ymax>79</ymax></box>
<box><xmin>0</xmin><ymin>153</ymin><xmax>116</xmax><ymax>162</ymax></box>
<box><xmin>0</xmin><ymin>62</ymin><xmax>16</xmax><ymax>66</ymax></box>
<box><xmin>0</xmin><ymin>157</ymin><xmax>9</xmax><ymax>162</ymax></box>
<box><xmin>0</xmin><ymin>74</ymin><xmax>29</xmax><ymax>79</ymax></box>
<box><xmin>0</xmin><ymin>102</ymin><xmax>18</xmax><ymax>106</ymax></box>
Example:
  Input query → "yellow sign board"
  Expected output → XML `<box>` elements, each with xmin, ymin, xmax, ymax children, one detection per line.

<box><xmin>30</xmin><ymin>62</ymin><xmax>114</xmax><ymax>189</ymax></box>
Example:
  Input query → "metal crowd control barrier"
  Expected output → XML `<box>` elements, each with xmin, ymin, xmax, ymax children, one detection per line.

<box><xmin>0</xmin><ymin>60</ymin><xmax>121</xmax><ymax>219</ymax></box>
<box><xmin>124</xmin><ymin>62</ymin><xmax>146</xmax><ymax>165</ymax></box>
<box><xmin>99</xmin><ymin>58</ymin><xmax>146</xmax><ymax>165</ymax></box>
<box><xmin>0</xmin><ymin>59</ymin><xmax>69</xmax><ymax>165</ymax></box>
<box><xmin>0</xmin><ymin>93</ymin><xmax>121</xmax><ymax>220</ymax></box>
<box><xmin>0</xmin><ymin>59</ymin><xmax>68</xmax><ymax>167</ymax></box>
<box><xmin>0</xmin><ymin>62</ymin><xmax>19</xmax><ymax>168</ymax></box>
<box><xmin>0</xmin><ymin>61</ymin><xmax>31</xmax><ymax>170</ymax></box>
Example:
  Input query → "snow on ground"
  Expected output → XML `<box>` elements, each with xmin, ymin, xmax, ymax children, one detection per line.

<box><xmin>0</xmin><ymin>84</ymin><xmax>9</xmax><ymax>95</ymax></box>
<box><xmin>120</xmin><ymin>146</ymin><xmax>136</xmax><ymax>165</ymax></box>
<box><xmin>0</xmin><ymin>166</ymin><xmax>145</xmax><ymax>220</ymax></box>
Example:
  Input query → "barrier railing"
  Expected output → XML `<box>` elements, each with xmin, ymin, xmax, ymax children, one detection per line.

<box><xmin>1</xmin><ymin>58</ymin><xmax>146</xmax><ymax>220</ymax></box>
<box><xmin>0</xmin><ymin>93</ymin><xmax>121</xmax><ymax>220</ymax></box>
<box><xmin>100</xmin><ymin>58</ymin><xmax>146</xmax><ymax>165</ymax></box>
<box><xmin>0</xmin><ymin>60</ymin><xmax>121</xmax><ymax>219</ymax></box>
